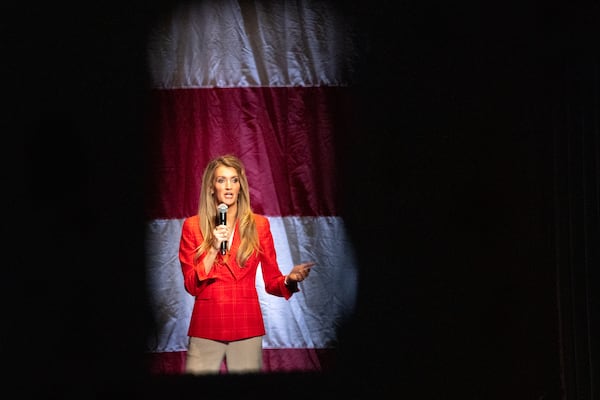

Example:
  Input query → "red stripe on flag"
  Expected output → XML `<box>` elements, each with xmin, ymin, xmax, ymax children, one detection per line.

<box><xmin>144</xmin><ymin>86</ymin><xmax>354</xmax><ymax>220</ymax></box>
<box><xmin>146</xmin><ymin>349</ymin><xmax>336</xmax><ymax>375</ymax></box>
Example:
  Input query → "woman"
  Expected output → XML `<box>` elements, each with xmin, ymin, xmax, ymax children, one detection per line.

<box><xmin>179</xmin><ymin>154</ymin><xmax>315</xmax><ymax>374</ymax></box>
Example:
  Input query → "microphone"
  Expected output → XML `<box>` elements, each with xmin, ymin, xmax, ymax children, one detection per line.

<box><xmin>217</xmin><ymin>203</ymin><xmax>228</xmax><ymax>255</ymax></box>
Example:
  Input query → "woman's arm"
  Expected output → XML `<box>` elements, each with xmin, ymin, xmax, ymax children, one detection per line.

<box><xmin>179</xmin><ymin>217</ymin><xmax>220</xmax><ymax>294</ymax></box>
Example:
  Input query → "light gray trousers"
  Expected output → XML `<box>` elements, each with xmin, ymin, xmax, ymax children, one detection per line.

<box><xmin>185</xmin><ymin>336</ymin><xmax>263</xmax><ymax>375</ymax></box>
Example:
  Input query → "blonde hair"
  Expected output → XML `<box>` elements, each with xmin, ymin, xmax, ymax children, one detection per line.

<box><xmin>195</xmin><ymin>154</ymin><xmax>259</xmax><ymax>267</ymax></box>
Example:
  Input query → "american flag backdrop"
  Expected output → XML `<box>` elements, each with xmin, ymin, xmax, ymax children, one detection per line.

<box><xmin>144</xmin><ymin>0</ymin><xmax>361</xmax><ymax>374</ymax></box>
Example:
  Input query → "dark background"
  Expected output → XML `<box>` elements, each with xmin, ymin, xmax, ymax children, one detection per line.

<box><xmin>3</xmin><ymin>1</ymin><xmax>598</xmax><ymax>398</ymax></box>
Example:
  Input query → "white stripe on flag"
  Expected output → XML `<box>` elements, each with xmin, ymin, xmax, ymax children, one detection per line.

<box><xmin>145</xmin><ymin>219</ymin><xmax>192</xmax><ymax>352</ymax></box>
<box><xmin>259</xmin><ymin>216</ymin><xmax>358</xmax><ymax>348</ymax></box>
<box><xmin>147</xmin><ymin>0</ymin><xmax>357</xmax><ymax>88</ymax></box>
<box><xmin>145</xmin><ymin>216</ymin><xmax>358</xmax><ymax>352</ymax></box>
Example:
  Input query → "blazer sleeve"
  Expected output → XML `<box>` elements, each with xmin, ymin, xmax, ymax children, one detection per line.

<box><xmin>256</xmin><ymin>215</ymin><xmax>298</xmax><ymax>299</ymax></box>
<box><xmin>179</xmin><ymin>216</ymin><xmax>218</xmax><ymax>296</ymax></box>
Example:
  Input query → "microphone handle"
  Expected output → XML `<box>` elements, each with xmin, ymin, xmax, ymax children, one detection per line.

<box><xmin>219</xmin><ymin>211</ymin><xmax>227</xmax><ymax>254</ymax></box>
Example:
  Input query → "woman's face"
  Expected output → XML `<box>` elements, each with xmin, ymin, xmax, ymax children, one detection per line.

<box><xmin>213</xmin><ymin>165</ymin><xmax>240</xmax><ymax>207</ymax></box>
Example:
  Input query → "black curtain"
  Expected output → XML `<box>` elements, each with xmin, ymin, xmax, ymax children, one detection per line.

<box><xmin>551</xmin><ymin>41</ymin><xmax>600</xmax><ymax>400</ymax></box>
<box><xmin>336</xmin><ymin>2</ymin><xmax>599</xmax><ymax>399</ymax></box>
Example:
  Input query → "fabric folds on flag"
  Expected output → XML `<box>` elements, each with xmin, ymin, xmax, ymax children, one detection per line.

<box><xmin>145</xmin><ymin>0</ymin><xmax>360</xmax><ymax>374</ymax></box>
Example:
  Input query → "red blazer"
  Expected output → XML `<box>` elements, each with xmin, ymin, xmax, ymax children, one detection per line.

<box><xmin>179</xmin><ymin>213</ymin><xmax>297</xmax><ymax>341</ymax></box>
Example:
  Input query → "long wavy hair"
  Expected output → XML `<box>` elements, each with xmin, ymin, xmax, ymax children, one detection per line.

<box><xmin>195</xmin><ymin>154</ymin><xmax>259</xmax><ymax>267</ymax></box>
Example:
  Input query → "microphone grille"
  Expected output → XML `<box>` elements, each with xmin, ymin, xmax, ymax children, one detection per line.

<box><xmin>217</xmin><ymin>203</ymin><xmax>228</xmax><ymax>213</ymax></box>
